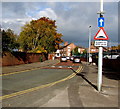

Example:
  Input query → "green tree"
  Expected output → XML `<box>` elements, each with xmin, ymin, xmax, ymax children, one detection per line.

<box><xmin>2</xmin><ymin>29</ymin><xmax>19</xmax><ymax>52</ymax></box>
<box><xmin>18</xmin><ymin>17</ymin><xmax>63</xmax><ymax>53</ymax></box>
<box><xmin>118</xmin><ymin>45</ymin><xmax>120</xmax><ymax>50</ymax></box>
<box><xmin>72</xmin><ymin>47</ymin><xmax>80</xmax><ymax>56</ymax></box>
<box><xmin>83</xmin><ymin>49</ymin><xmax>87</xmax><ymax>54</ymax></box>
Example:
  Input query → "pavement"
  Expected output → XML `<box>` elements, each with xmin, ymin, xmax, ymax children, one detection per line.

<box><xmin>2</xmin><ymin>59</ymin><xmax>60</xmax><ymax>74</ymax></box>
<box><xmin>77</xmin><ymin>62</ymin><xmax>119</xmax><ymax>107</ymax></box>
<box><xmin>1</xmin><ymin>59</ymin><xmax>119</xmax><ymax>108</ymax></box>
<box><xmin>42</xmin><ymin>61</ymin><xmax>119</xmax><ymax>108</ymax></box>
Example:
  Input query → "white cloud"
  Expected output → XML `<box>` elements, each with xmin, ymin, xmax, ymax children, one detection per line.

<box><xmin>1</xmin><ymin>2</ymin><xmax>118</xmax><ymax>47</ymax></box>
<box><xmin>2</xmin><ymin>17</ymin><xmax>33</xmax><ymax>25</ymax></box>
<box><xmin>35</xmin><ymin>8</ymin><xmax>57</xmax><ymax>20</ymax></box>
<box><xmin>2</xmin><ymin>0</ymin><xmax>120</xmax><ymax>2</ymax></box>
<box><xmin>2</xmin><ymin>19</ymin><xmax>16</xmax><ymax>24</ymax></box>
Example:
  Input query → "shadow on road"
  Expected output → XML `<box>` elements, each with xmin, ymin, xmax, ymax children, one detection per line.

<box><xmin>70</xmin><ymin>68</ymin><xmax>98</xmax><ymax>91</ymax></box>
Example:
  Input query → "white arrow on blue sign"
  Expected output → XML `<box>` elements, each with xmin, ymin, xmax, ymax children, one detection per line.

<box><xmin>98</xmin><ymin>17</ymin><xmax>104</xmax><ymax>27</ymax></box>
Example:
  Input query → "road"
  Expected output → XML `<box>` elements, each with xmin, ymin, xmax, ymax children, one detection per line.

<box><xmin>2</xmin><ymin>60</ymin><xmax>85</xmax><ymax>107</ymax></box>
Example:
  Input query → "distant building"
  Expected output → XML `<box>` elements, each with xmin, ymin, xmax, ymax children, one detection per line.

<box><xmin>55</xmin><ymin>42</ymin><xmax>76</xmax><ymax>57</ymax></box>
<box><xmin>60</xmin><ymin>42</ymin><xmax>76</xmax><ymax>56</ymax></box>
<box><xmin>55</xmin><ymin>42</ymin><xmax>86</xmax><ymax>58</ymax></box>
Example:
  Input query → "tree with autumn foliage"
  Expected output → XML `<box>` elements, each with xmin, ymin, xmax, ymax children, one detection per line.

<box><xmin>18</xmin><ymin>17</ymin><xmax>63</xmax><ymax>53</ymax></box>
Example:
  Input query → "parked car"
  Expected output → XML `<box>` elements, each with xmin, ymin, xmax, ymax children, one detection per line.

<box><xmin>70</xmin><ymin>56</ymin><xmax>74</xmax><ymax>61</ymax></box>
<box><xmin>117</xmin><ymin>55</ymin><xmax>120</xmax><ymax>59</ymax></box>
<box><xmin>73</xmin><ymin>56</ymin><xmax>81</xmax><ymax>63</ymax></box>
<box><xmin>66</xmin><ymin>56</ymin><xmax>70</xmax><ymax>60</ymax></box>
<box><xmin>60</xmin><ymin>56</ymin><xmax>67</xmax><ymax>62</ymax></box>
<box><xmin>103</xmin><ymin>53</ymin><xmax>119</xmax><ymax>59</ymax></box>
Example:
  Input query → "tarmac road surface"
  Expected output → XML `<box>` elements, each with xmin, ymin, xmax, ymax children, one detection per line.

<box><xmin>2</xmin><ymin>60</ymin><xmax>84</xmax><ymax>107</ymax></box>
<box><xmin>1</xmin><ymin>59</ymin><xmax>119</xmax><ymax>108</ymax></box>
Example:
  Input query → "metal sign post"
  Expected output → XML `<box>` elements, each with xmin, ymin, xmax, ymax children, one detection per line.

<box><xmin>100</xmin><ymin>0</ymin><xmax>104</xmax><ymax>12</ymax></box>
<box><xmin>94</xmin><ymin>0</ymin><xmax>109</xmax><ymax>92</ymax></box>
<box><xmin>98</xmin><ymin>46</ymin><xmax>103</xmax><ymax>92</ymax></box>
<box><xmin>97</xmin><ymin>0</ymin><xmax>104</xmax><ymax>92</ymax></box>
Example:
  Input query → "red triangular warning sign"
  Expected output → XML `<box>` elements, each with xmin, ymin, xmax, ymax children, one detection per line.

<box><xmin>94</xmin><ymin>27</ymin><xmax>109</xmax><ymax>40</ymax></box>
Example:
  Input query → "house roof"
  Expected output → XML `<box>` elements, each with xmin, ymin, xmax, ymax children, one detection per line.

<box><xmin>77</xmin><ymin>46</ymin><xmax>86</xmax><ymax>49</ymax></box>
<box><xmin>59</xmin><ymin>43</ymin><xmax>73</xmax><ymax>49</ymax></box>
<box><xmin>60</xmin><ymin>43</ymin><xmax>86</xmax><ymax>50</ymax></box>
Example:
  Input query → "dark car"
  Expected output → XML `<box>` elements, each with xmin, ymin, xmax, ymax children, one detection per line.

<box><xmin>73</xmin><ymin>56</ymin><xmax>81</xmax><ymax>63</ymax></box>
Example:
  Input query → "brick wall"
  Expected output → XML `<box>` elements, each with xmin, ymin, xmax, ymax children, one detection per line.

<box><xmin>2</xmin><ymin>52</ymin><xmax>48</xmax><ymax>66</ymax></box>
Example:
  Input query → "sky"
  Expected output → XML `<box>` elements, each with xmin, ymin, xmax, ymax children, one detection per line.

<box><xmin>1</xmin><ymin>0</ymin><xmax>119</xmax><ymax>48</ymax></box>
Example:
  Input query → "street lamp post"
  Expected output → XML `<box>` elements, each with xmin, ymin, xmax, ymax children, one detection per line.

<box><xmin>88</xmin><ymin>26</ymin><xmax>91</xmax><ymax>63</ymax></box>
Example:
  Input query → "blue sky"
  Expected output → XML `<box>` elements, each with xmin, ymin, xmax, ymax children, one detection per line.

<box><xmin>1</xmin><ymin>1</ymin><xmax>119</xmax><ymax>47</ymax></box>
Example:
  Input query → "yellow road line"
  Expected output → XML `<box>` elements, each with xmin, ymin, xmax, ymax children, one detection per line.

<box><xmin>76</xmin><ymin>66</ymin><xmax>84</xmax><ymax>73</ymax></box>
<box><xmin>1</xmin><ymin>65</ymin><xmax>83</xmax><ymax>100</ymax></box>
<box><xmin>76</xmin><ymin>66</ymin><xmax>82</xmax><ymax>73</ymax></box>
<box><xmin>1</xmin><ymin>67</ymin><xmax>42</xmax><ymax>77</ymax></box>
<box><xmin>1</xmin><ymin>61</ymin><xmax>60</xmax><ymax>77</ymax></box>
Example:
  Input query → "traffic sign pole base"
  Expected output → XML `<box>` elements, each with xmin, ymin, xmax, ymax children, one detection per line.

<box><xmin>97</xmin><ymin>47</ymin><xmax>103</xmax><ymax>92</ymax></box>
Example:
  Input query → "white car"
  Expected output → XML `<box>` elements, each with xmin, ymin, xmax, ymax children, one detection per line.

<box><xmin>73</xmin><ymin>56</ymin><xmax>81</xmax><ymax>63</ymax></box>
<box><xmin>60</xmin><ymin>56</ymin><xmax>67</xmax><ymax>62</ymax></box>
<box><xmin>103</xmin><ymin>54</ymin><xmax>119</xmax><ymax>59</ymax></box>
<box><xmin>66</xmin><ymin>56</ymin><xmax>70</xmax><ymax>60</ymax></box>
